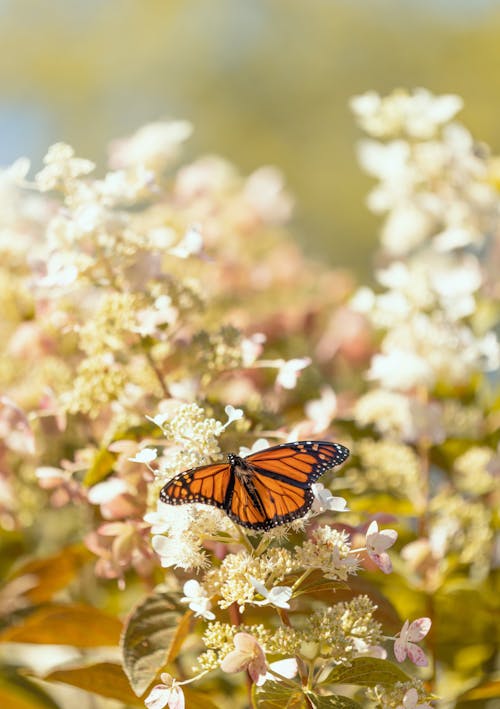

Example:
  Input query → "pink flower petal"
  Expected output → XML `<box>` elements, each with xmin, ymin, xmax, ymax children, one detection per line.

<box><xmin>399</xmin><ymin>619</ymin><xmax>409</xmax><ymax>643</ymax></box>
<box><xmin>145</xmin><ymin>684</ymin><xmax>170</xmax><ymax>709</ymax></box>
<box><xmin>407</xmin><ymin>642</ymin><xmax>428</xmax><ymax>667</ymax></box>
<box><xmin>168</xmin><ymin>688</ymin><xmax>185</xmax><ymax>709</ymax></box>
<box><xmin>402</xmin><ymin>688</ymin><xmax>419</xmax><ymax>709</ymax></box>
<box><xmin>407</xmin><ymin>617</ymin><xmax>431</xmax><ymax>642</ymax></box>
<box><xmin>233</xmin><ymin>632</ymin><xmax>259</xmax><ymax>653</ymax></box>
<box><xmin>249</xmin><ymin>654</ymin><xmax>268</xmax><ymax>686</ymax></box>
<box><xmin>371</xmin><ymin>551</ymin><xmax>393</xmax><ymax>574</ymax></box>
<box><xmin>394</xmin><ymin>637</ymin><xmax>407</xmax><ymax>663</ymax></box>
<box><xmin>220</xmin><ymin>649</ymin><xmax>250</xmax><ymax>674</ymax></box>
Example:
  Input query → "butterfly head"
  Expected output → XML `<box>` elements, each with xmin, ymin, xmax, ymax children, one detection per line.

<box><xmin>227</xmin><ymin>452</ymin><xmax>244</xmax><ymax>467</ymax></box>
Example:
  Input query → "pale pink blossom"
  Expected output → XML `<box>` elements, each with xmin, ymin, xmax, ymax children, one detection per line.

<box><xmin>144</xmin><ymin>673</ymin><xmax>185</xmax><ymax>709</ymax></box>
<box><xmin>35</xmin><ymin>466</ymin><xmax>85</xmax><ymax>507</ymax></box>
<box><xmin>220</xmin><ymin>633</ymin><xmax>267</xmax><ymax>686</ymax></box>
<box><xmin>0</xmin><ymin>397</ymin><xmax>36</xmax><ymax>455</ymax></box>
<box><xmin>240</xmin><ymin>332</ymin><xmax>266</xmax><ymax>367</ymax></box>
<box><xmin>397</xmin><ymin>688</ymin><xmax>433</xmax><ymax>709</ymax></box>
<box><xmin>394</xmin><ymin>618</ymin><xmax>431</xmax><ymax>666</ymax></box>
<box><xmin>366</xmin><ymin>520</ymin><xmax>398</xmax><ymax>573</ymax></box>
<box><xmin>243</xmin><ymin>166</ymin><xmax>293</xmax><ymax>224</ymax></box>
<box><xmin>85</xmin><ymin>521</ymin><xmax>154</xmax><ymax>586</ymax></box>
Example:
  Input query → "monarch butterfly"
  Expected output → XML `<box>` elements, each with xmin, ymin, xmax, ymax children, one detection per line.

<box><xmin>159</xmin><ymin>440</ymin><xmax>349</xmax><ymax>531</ymax></box>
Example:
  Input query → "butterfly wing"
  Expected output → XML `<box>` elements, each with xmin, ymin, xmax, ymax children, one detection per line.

<box><xmin>246</xmin><ymin>440</ymin><xmax>350</xmax><ymax>484</ymax></box>
<box><xmin>158</xmin><ymin>441</ymin><xmax>350</xmax><ymax>531</ymax></box>
<box><xmin>159</xmin><ymin>462</ymin><xmax>232</xmax><ymax>512</ymax></box>
<box><xmin>227</xmin><ymin>471</ymin><xmax>313</xmax><ymax>530</ymax></box>
<box><xmin>227</xmin><ymin>440</ymin><xmax>350</xmax><ymax>531</ymax></box>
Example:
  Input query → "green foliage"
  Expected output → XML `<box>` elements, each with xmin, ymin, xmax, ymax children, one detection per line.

<box><xmin>321</xmin><ymin>657</ymin><xmax>411</xmax><ymax>689</ymax></box>
<box><xmin>121</xmin><ymin>591</ymin><xmax>185</xmax><ymax>696</ymax></box>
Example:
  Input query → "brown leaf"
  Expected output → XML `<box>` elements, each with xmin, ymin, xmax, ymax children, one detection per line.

<box><xmin>0</xmin><ymin>603</ymin><xmax>122</xmax><ymax>647</ymax></box>
<box><xmin>43</xmin><ymin>662</ymin><xmax>143</xmax><ymax>706</ymax></box>
<box><xmin>7</xmin><ymin>545</ymin><xmax>91</xmax><ymax>604</ymax></box>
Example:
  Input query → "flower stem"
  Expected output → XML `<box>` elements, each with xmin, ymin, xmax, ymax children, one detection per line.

<box><xmin>144</xmin><ymin>348</ymin><xmax>170</xmax><ymax>398</ymax></box>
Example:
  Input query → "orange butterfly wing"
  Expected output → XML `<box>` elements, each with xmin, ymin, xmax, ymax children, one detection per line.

<box><xmin>227</xmin><ymin>440</ymin><xmax>350</xmax><ymax>530</ymax></box>
<box><xmin>159</xmin><ymin>462</ymin><xmax>231</xmax><ymax>511</ymax></box>
<box><xmin>159</xmin><ymin>441</ymin><xmax>350</xmax><ymax>531</ymax></box>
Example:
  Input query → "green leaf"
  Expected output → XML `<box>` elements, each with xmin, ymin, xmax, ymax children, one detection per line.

<box><xmin>0</xmin><ymin>603</ymin><xmax>122</xmax><ymax>647</ymax></box>
<box><xmin>308</xmin><ymin>695</ymin><xmax>363</xmax><ymax>709</ymax></box>
<box><xmin>6</xmin><ymin>545</ymin><xmax>91</xmax><ymax>604</ymax></box>
<box><xmin>83</xmin><ymin>447</ymin><xmax>116</xmax><ymax>486</ymax></box>
<box><xmin>322</xmin><ymin>657</ymin><xmax>411</xmax><ymax>688</ymax></box>
<box><xmin>255</xmin><ymin>680</ymin><xmax>307</xmax><ymax>708</ymax></box>
<box><xmin>42</xmin><ymin>662</ymin><xmax>143</xmax><ymax>706</ymax></box>
<box><xmin>0</xmin><ymin>667</ymin><xmax>60</xmax><ymax>709</ymax></box>
<box><xmin>121</xmin><ymin>590</ymin><xmax>184</xmax><ymax>696</ymax></box>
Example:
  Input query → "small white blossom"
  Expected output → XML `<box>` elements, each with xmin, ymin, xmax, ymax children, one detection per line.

<box><xmin>128</xmin><ymin>448</ymin><xmax>158</xmax><ymax>465</ymax></box>
<box><xmin>222</xmin><ymin>405</ymin><xmax>244</xmax><ymax>429</ymax></box>
<box><xmin>264</xmin><ymin>658</ymin><xmax>298</xmax><ymax>682</ymax></box>
<box><xmin>241</xmin><ymin>332</ymin><xmax>266</xmax><ymax>367</ymax></box>
<box><xmin>169</xmin><ymin>226</ymin><xmax>204</xmax><ymax>259</ymax></box>
<box><xmin>367</xmin><ymin>349</ymin><xmax>434</xmax><ymax>391</ymax></box>
<box><xmin>311</xmin><ymin>483</ymin><xmax>349</xmax><ymax>514</ymax></box>
<box><xmin>275</xmin><ymin>357</ymin><xmax>311</xmax><ymax>389</ymax></box>
<box><xmin>146</xmin><ymin>413</ymin><xmax>171</xmax><ymax>429</ymax></box>
<box><xmin>88</xmin><ymin>478</ymin><xmax>128</xmax><ymax>505</ymax></box>
<box><xmin>305</xmin><ymin>387</ymin><xmax>338</xmax><ymax>433</ymax></box>
<box><xmin>238</xmin><ymin>438</ymin><xmax>270</xmax><ymax>457</ymax></box>
<box><xmin>180</xmin><ymin>579</ymin><xmax>215</xmax><ymax>620</ymax></box>
<box><xmin>250</xmin><ymin>576</ymin><xmax>292</xmax><ymax>609</ymax></box>
<box><xmin>109</xmin><ymin>121</ymin><xmax>192</xmax><ymax>171</ymax></box>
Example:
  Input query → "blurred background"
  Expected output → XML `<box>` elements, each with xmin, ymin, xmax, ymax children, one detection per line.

<box><xmin>1</xmin><ymin>0</ymin><xmax>500</xmax><ymax>272</ymax></box>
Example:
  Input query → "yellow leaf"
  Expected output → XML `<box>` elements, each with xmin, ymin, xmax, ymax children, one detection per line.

<box><xmin>166</xmin><ymin>609</ymin><xmax>193</xmax><ymax>664</ymax></box>
<box><xmin>83</xmin><ymin>448</ymin><xmax>116</xmax><ymax>487</ymax></box>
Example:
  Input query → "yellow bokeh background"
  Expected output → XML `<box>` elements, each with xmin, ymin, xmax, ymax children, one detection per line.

<box><xmin>2</xmin><ymin>0</ymin><xmax>500</xmax><ymax>271</ymax></box>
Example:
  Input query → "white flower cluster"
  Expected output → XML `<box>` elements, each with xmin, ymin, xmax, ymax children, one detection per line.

<box><xmin>143</xmin><ymin>403</ymin><xmax>241</xmax><ymax>569</ymax></box>
<box><xmin>351</xmin><ymin>89</ymin><xmax>500</xmax><ymax>392</ymax></box>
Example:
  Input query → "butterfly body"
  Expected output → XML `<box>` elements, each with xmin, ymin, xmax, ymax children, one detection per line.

<box><xmin>159</xmin><ymin>440</ymin><xmax>349</xmax><ymax>531</ymax></box>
